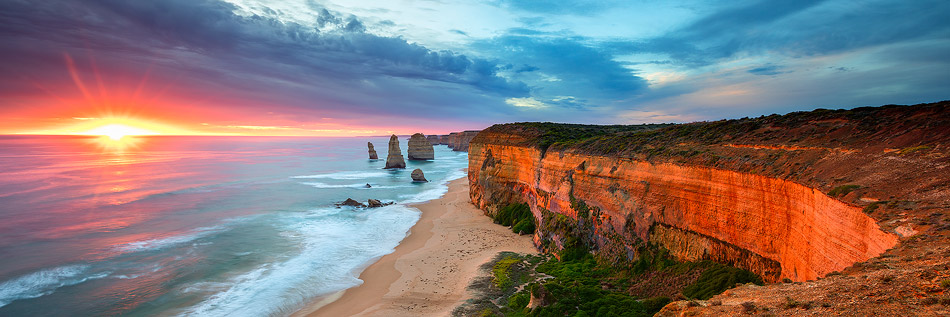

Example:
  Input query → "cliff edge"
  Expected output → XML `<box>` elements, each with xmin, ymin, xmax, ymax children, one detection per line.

<box><xmin>469</xmin><ymin>101</ymin><xmax>950</xmax><ymax>314</ymax></box>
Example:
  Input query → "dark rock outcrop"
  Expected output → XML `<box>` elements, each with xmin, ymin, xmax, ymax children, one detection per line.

<box><xmin>411</xmin><ymin>169</ymin><xmax>428</xmax><ymax>182</ymax></box>
<box><xmin>367</xmin><ymin>142</ymin><xmax>378</xmax><ymax>159</ymax></box>
<box><xmin>384</xmin><ymin>134</ymin><xmax>406</xmax><ymax>169</ymax></box>
<box><xmin>407</xmin><ymin>133</ymin><xmax>435</xmax><ymax>160</ymax></box>
<box><xmin>337</xmin><ymin>198</ymin><xmax>365</xmax><ymax>208</ymax></box>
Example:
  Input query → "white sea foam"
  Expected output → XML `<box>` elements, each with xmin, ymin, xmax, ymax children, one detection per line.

<box><xmin>290</xmin><ymin>171</ymin><xmax>389</xmax><ymax>180</ymax></box>
<box><xmin>299</xmin><ymin>182</ymin><xmax>411</xmax><ymax>189</ymax></box>
<box><xmin>176</xmin><ymin>205</ymin><xmax>420</xmax><ymax>317</ymax></box>
<box><xmin>112</xmin><ymin>225</ymin><xmax>227</xmax><ymax>254</ymax></box>
<box><xmin>0</xmin><ymin>265</ymin><xmax>109</xmax><ymax>307</ymax></box>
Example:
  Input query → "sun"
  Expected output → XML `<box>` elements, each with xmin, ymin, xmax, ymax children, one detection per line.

<box><xmin>81</xmin><ymin>123</ymin><xmax>160</xmax><ymax>140</ymax></box>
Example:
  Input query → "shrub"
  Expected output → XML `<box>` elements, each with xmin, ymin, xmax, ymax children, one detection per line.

<box><xmin>507</xmin><ymin>291</ymin><xmax>530</xmax><ymax>310</ymax></box>
<box><xmin>941</xmin><ymin>279</ymin><xmax>950</xmax><ymax>289</ymax></box>
<box><xmin>494</xmin><ymin>203</ymin><xmax>536</xmax><ymax>235</ymax></box>
<box><xmin>682</xmin><ymin>263</ymin><xmax>763</xmax><ymax>300</ymax></box>
<box><xmin>828</xmin><ymin>184</ymin><xmax>861</xmax><ymax>197</ymax></box>
<box><xmin>492</xmin><ymin>257</ymin><xmax>521</xmax><ymax>289</ymax></box>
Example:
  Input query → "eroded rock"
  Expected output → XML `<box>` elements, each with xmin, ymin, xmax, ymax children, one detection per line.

<box><xmin>411</xmin><ymin>169</ymin><xmax>428</xmax><ymax>182</ymax></box>
<box><xmin>407</xmin><ymin>133</ymin><xmax>434</xmax><ymax>160</ymax></box>
<box><xmin>367</xmin><ymin>142</ymin><xmax>378</xmax><ymax>159</ymax></box>
<box><xmin>384</xmin><ymin>134</ymin><xmax>406</xmax><ymax>169</ymax></box>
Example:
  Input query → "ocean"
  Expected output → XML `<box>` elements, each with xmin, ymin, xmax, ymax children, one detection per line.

<box><xmin>0</xmin><ymin>135</ymin><xmax>468</xmax><ymax>316</ymax></box>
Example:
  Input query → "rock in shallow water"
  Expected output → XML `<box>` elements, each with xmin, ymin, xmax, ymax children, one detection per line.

<box><xmin>407</xmin><ymin>133</ymin><xmax>434</xmax><ymax>160</ymax></box>
<box><xmin>367</xmin><ymin>142</ymin><xmax>378</xmax><ymax>160</ymax></box>
<box><xmin>384</xmin><ymin>134</ymin><xmax>406</xmax><ymax>169</ymax></box>
<box><xmin>411</xmin><ymin>168</ymin><xmax>428</xmax><ymax>182</ymax></box>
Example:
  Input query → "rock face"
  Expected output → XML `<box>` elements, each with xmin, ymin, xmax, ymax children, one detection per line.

<box><xmin>411</xmin><ymin>169</ymin><xmax>428</xmax><ymax>182</ymax></box>
<box><xmin>407</xmin><ymin>133</ymin><xmax>435</xmax><ymax>160</ymax></box>
<box><xmin>367</xmin><ymin>142</ymin><xmax>378</xmax><ymax>159</ymax></box>
<box><xmin>447</xmin><ymin>132</ymin><xmax>460</xmax><ymax>149</ymax></box>
<box><xmin>464</xmin><ymin>110</ymin><xmax>942</xmax><ymax>283</ymax></box>
<box><xmin>384</xmin><ymin>134</ymin><xmax>406</xmax><ymax>169</ymax></box>
<box><xmin>453</xmin><ymin>130</ymin><xmax>480</xmax><ymax>151</ymax></box>
<box><xmin>439</xmin><ymin>135</ymin><xmax>451</xmax><ymax>145</ymax></box>
<box><xmin>426</xmin><ymin>135</ymin><xmax>440</xmax><ymax>145</ymax></box>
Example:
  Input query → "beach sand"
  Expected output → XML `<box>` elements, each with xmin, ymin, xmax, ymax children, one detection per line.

<box><xmin>294</xmin><ymin>177</ymin><xmax>538</xmax><ymax>316</ymax></box>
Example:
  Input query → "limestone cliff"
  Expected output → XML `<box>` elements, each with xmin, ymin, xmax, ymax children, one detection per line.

<box><xmin>367</xmin><ymin>142</ymin><xmax>378</xmax><ymax>160</ymax></box>
<box><xmin>384</xmin><ymin>134</ymin><xmax>406</xmax><ymax>169</ymax></box>
<box><xmin>426</xmin><ymin>135</ymin><xmax>440</xmax><ymax>145</ymax></box>
<box><xmin>447</xmin><ymin>132</ymin><xmax>460</xmax><ymax>149</ymax></box>
<box><xmin>469</xmin><ymin>102</ymin><xmax>950</xmax><ymax>287</ymax></box>
<box><xmin>451</xmin><ymin>130</ymin><xmax>480</xmax><ymax>151</ymax></box>
<box><xmin>407</xmin><ymin>133</ymin><xmax>435</xmax><ymax>160</ymax></box>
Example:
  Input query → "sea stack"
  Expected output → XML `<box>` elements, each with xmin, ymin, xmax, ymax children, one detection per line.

<box><xmin>384</xmin><ymin>134</ymin><xmax>406</xmax><ymax>169</ymax></box>
<box><xmin>407</xmin><ymin>133</ymin><xmax>434</xmax><ymax>160</ymax></box>
<box><xmin>367</xmin><ymin>142</ymin><xmax>378</xmax><ymax>159</ymax></box>
<box><xmin>410</xmin><ymin>169</ymin><xmax>428</xmax><ymax>182</ymax></box>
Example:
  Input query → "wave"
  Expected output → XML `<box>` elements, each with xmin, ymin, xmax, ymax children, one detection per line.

<box><xmin>111</xmin><ymin>225</ymin><xmax>227</xmax><ymax>254</ymax></box>
<box><xmin>290</xmin><ymin>171</ymin><xmax>389</xmax><ymax>180</ymax></box>
<box><xmin>0</xmin><ymin>265</ymin><xmax>109</xmax><ymax>307</ymax></box>
<box><xmin>299</xmin><ymin>182</ymin><xmax>411</xmax><ymax>189</ymax></box>
<box><xmin>176</xmin><ymin>205</ymin><xmax>420</xmax><ymax>316</ymax></box>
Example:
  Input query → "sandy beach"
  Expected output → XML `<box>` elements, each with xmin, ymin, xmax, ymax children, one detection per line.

<box><xmin>294</xmin><ymin>177</ymin><xmax>538</xmax><ymax>316</ymax></box>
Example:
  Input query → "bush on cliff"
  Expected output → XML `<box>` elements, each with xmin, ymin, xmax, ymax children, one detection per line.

<box><xmin>682</xmin><ymin>262</ymin><xmax>763</xmax><ymax>300</ymax></box>
<box><xmin>494</xmin><ymin>203</ymin><xmax>536</xmax><ymax>235</ymax></box>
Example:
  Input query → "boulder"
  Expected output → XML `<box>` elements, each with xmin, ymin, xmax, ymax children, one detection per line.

<box><xmin>411</xmin><ymin>168</ymin><xmax>428</xmax><ymax>182</ymax></box>
<box><xmin>384</xmin><ymin>134</ymin><xmax>406</xmax><ymax>169</ymax></box>
<box><xmin>367</xmin><ymin>142</ymin><xmax>378</xmax><ymax>159</ymax></box>
<box><xmin>337</xmin><ymin>198</ymin><xmax>365</xmax><ymax>208</ymax></box>
<box><xmin>364</xmin><ymin>183</ymin><xmax>372</xmax><ymax>188</ymax></box>
<box><xmin>367</xmin><ymin>199</ymin><xmax>383</xmax><ymax>207</ymax></box>
<box><xmin>407</xmin><ymin>133</ymin><xmax>434</xmax><ymax>160</ymax></box>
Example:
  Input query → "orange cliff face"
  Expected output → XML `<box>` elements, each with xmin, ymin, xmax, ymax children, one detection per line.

<box><xmin>469</xmin><ymin>130</ymin><xmax>898</xmax><ymax>282</ymax></box>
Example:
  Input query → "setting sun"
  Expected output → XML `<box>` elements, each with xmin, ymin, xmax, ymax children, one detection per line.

<box><xmin>80</xmin><ymin>124</ymin><xmax>160</xmax><ymax>140</ymax></box>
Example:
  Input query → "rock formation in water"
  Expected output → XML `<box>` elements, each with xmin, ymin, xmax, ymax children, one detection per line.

<box><xmin>337</xmin><ymin>198</ymin><xmax>365</xmax><ymax>208</ymax></box>
<box><xmin>411</xmin><ymin>168</ymin><xmax>428</xmax><ymax>182</ymax></box>
<box><xmin>426</xmin><ymin>135</ymin><xmax>440</xmax><ymax>145</ymax></box>
<box><xmin>439</xmin><ymin>135</ymin><xmax>451</xmax><ymax>145</ymax></box>
<box><xmin>468</xmin><ymin>101</ymin><xmax>950</xmax><ymax>314</ymax></box>
<box><xmin>447</xmin><ymin>132</ymin><xmax>460</xmax><ymax>149</ymax></box>
<box><xmin>367</xmin><ymin>199</ymin><xmax>393</xmax><ymax>208</ymax></box>
<box><xmin>453</xmin><ymin>130</ymin><xmax>480</xmax><ymax>151</ymax></box>
<box><xmin>407</xmin><ymin>133</ymin><xmax>435</xmax><ymax>160</ymax></box>
<box><xmin>367</xmin><ymin>142</ymin><xmax>378</xmax><ymax>159</ymax></box>
<box><xmin>384</xmin><ymin>134</ymin><xmax>406</xmax><ymax>169</ymax></box>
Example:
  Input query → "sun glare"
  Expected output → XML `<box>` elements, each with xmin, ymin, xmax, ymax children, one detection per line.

<box><xmin>82</xmin><ymin>124</ymin><xmax>160</xmax><ymax>140</ymax></box>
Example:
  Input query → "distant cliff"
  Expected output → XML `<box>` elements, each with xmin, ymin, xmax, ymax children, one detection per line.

<box><xmin>469</xmin><ymin>101</ymin><xmax>949</xmax><ymax>289</ymax></box>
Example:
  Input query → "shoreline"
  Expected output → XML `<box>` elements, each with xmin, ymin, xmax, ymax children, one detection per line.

<box><xmin>293</xmin><ymin>176</ymin><xmax>538</xmax><ymax>316</ymax></box>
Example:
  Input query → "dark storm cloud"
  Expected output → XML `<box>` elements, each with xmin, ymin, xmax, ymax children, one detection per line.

<box><xmin>0</xmin><ymin>0</ymin><xmax>527</xmax><ymax>125</ymax></box>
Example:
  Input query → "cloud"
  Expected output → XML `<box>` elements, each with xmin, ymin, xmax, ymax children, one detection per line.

<box><xmin>0</xmin><ymin>0</ymin><xmax>528</xmax><ymax>130</ymax></box>
<box><xmin>747</xmin><ymin>65</ymin><xmax>789</xmax><ymax>76</ymax></box>
<box><xmin>505</xmin><ymin>97</ymin><xmax>547</xmax><ymax>108</ymax></box>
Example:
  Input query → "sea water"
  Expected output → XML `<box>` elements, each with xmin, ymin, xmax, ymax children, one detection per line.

<box><xmin>0</xmin><ymin>135</ymin><xmax>468</xmax><ymax>316</ymax></box>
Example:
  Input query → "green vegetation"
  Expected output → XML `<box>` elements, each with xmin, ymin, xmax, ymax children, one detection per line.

<box><xmin>494</xmin><ymin>203</ymin><xmax>536</xmax><ymax>235</ymax></box>
<box><xmin>493</xmin><ymin>256</ymin><xmax>522</xmax><ymax>289</ymax></box>
<box><xmin>682</xmin><ymin>264</ymin><xmax>763</xmax><ymax>300</ymax></box>
<box><xmin>828</xmin><ymin>184</ymin><xmax>861</xmax><ymax>197</ymax></box>
<box><xmin>512</xmin><ymin>122</ymin><xmax>672</xmax><ymax>153</ymax></box>
<box><xmin>899</xmin><ymin>145</ymin><xmax>931</xmax><ymax>155</ymax></box>
<box><xmin>941</xmin><ymin>279</ymin><xmax>950</xmax><ymax>289</ymax></box>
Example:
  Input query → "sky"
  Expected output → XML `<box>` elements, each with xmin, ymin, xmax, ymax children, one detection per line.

<box><xmin>1</xmin><ymin>0</ymin><xmax>948</xmax><ymax>136</ymax></box>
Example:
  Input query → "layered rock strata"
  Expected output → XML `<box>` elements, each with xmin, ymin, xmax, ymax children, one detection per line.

<box><xmin>384</xmin><ymin>134</ymin><xmax>406</xmax><ymax>169</ymax></box>
<box><xmin>426</xmin><ymin>135</ymin><xmax>440</xmax><ymax>145</ymax></box>
<box><xmin>407</xmin><ymin>133</ymin><xmax>435</xmax><ymax>160</ymax></box>
<box><xmin>367</xmin><ymin>142</ymin><xmax>378</xmax><ymax>159</ymax></box>
<box><xmin>465</xmin><ymin>102</ymin><xmax>950</xmax><ymax>283</ymax></box>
